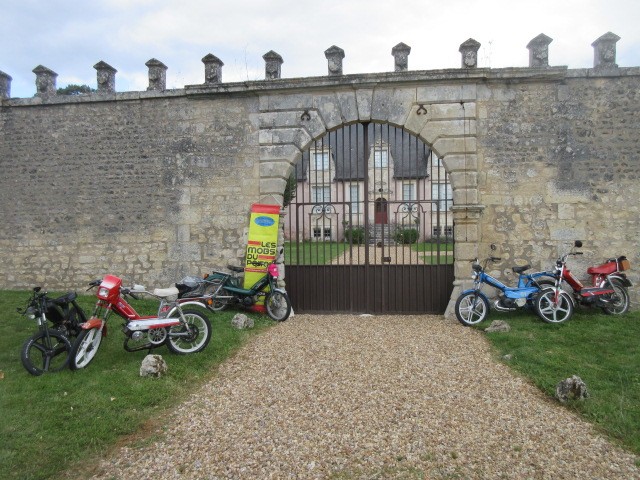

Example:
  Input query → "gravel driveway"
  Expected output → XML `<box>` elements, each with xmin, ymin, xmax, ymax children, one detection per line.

<box><xmin>89</xmin><ymin>315</ymin><xmax>639</xmax><ymax>479</ymax></box>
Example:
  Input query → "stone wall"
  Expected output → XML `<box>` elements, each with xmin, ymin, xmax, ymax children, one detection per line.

<box><xmin>0</xmin><ymin>93</ymin><xmax>260</xmax><ymax>288</ymax></box>
<box><xmin>475</xmin><ymin>71</ymin><xmax>639</xmax><ymax>300</ymax></box>
<box><xmin>1</xmin><ymin>36</ymin><xmax>639</xmax><ymax>312</ymax></box>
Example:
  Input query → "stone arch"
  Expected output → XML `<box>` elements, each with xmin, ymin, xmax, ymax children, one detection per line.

<box><xmin>257</xmin><ymin>84</ymin><xmax>481</xmax><ymax>315</ymax></box>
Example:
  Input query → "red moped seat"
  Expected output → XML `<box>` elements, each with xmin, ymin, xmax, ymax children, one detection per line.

<box><xmin>587</xmin><ymin>261</ymin><xmax>617</xmax><ymax>275</ymax></box>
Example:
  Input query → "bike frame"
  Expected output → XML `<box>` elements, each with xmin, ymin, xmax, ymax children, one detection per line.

<box><xmin>208</xmin><ymin>264</ymin><xmax>282</xmax><ymax>298</ymax></box>
<box><xmin>85</xmin><ymin>274</ymin><xmax>196</xmax><ymax>335</ymax></box>
<box><xmin>464</xmin><ymin>261</ymin><xmax>540</xmax><ymax>301</ymax></box>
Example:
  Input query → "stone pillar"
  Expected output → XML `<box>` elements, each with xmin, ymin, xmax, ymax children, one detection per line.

<box><xmin>0</xmin><ymin>70</ymin><xmax>11</xmax><ymax>99</ymax></box>
<box><xmin>527</xmin><ymin>34</ymin><xmax>553</xmax><ymax>67</ymax></box>
<box><xmin>444</xmin><ymin>204</ymin><xmax>485</xmax><ymax>318</ymax></box>
<box><xmin>324</xmin><ymin>45</ymin><xmax>345</xmax><ymax>76</ymax></box>
<box><xmin>32</xmin><ymin>65</ymin><xmax>57</xmax><ymax>96</ymax></box>
<box><xmin>93</xmin><ymin>61</ymin><xmax>117</xmax><ymax>94</ymax></box>
<box><xmin>145</xmin><ymin>58</ymin><xmax>167</xmax><ymax>91</ymax></box>
<box><xmin>459</xmin><ymin>38</ymin><xmax>481</xmax><ymax>68</ymax></box>
<box><xmin>202</xmin><ymin>54</ymin><xmax>223</xmax><ymax>84</ymax></box>
<box><xmin>391</xmin><ymin>42</ymin><xmax>411</xmax><ymax>72</ymax></box>
<box><xmin>592</xmin><ymin>32</ymin><xmax>620</xmax><ymax>69</ymax></box>
<box><xmin>263</xmin><ymin>50</ymin><xmax>283</xmax><ymax>80</ymax></box>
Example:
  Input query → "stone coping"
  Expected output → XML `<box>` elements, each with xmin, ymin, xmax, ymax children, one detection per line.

<box><xmin>4</xmin><ymin>66</ymin><xmax>640</xmax><ymax>107</ymax></box>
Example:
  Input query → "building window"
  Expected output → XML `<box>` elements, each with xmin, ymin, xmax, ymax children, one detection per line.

<box><xmin>402</xmin><ymin>182</ymin><xmax>415</xmax><ymax>201</ymax></box>
<box><xmin>312</xmin><ymin>227</ymin><xmax>332</xmax><ymax>240</ymax></box>
<box><xmin>431</xmin><ymin>183</ymin><xmax>453</xmax><ymax>211</ymax></box>
<box><xmin>432</xmin><ymin>225</ymin><xmax>454</xmax><ymax>237</ymax></box>
<box><xmin>374</xmin><ymin>149</ymin><xmax>388</xmax><ymax>168</ymax></box>
<box><xmin>312</xmin><ymin>152</ymin><xmax>330</xmax><ymax>170</ymax></box>
<box><xmin>312</xmin><ymin>186</ymin><xmax>331</xmax><ymax>204</ymax></box>
<box><xmin>350</xmin><ymin>185</ymin><xmax>360</xmax><ymax>213</ymax></box>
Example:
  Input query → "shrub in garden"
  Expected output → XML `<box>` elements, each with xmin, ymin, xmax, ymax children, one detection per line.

<box><xmin>344</xmin><ymin>226</ymin><xmax>365</xmax><ymax>244</ymax></box>
<box><xmin>394</xmin><ymin>228</ymin><xmax>419</xmax><ymax>244</ymax></box>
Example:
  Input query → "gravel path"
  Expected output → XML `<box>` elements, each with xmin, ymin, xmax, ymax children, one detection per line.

<box><xmin>89</xmin><ymin>315</ymin><xmax>639</xmax><ymax>479</ymax></box>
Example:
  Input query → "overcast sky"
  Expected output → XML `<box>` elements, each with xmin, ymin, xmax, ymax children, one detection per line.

<box><xmin>2</xmin><ymin>0</ymin><xmax>639</xmax><ymax>98</ymax></box>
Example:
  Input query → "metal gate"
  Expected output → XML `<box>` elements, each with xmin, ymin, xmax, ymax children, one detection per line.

<box><xmin>283</xmin><ymin>122</ymin><xmax>454</xmax><ymax>314</ymax></box>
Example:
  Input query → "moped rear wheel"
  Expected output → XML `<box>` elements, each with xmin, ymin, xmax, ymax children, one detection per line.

<box><xmin>454</xmin><ymin>292</ymin><xmax>489</xmax><ymax>326</ymax></box>
<box><xmin>70</xmin><ymin>327</ymin><xmax>103</xmax><ymax>370</ymax></box>
<box><xmin>21</xmin><ymin>330</ymin><xmax>72</xmax><ymax>376</ymax></box>
<box><xmin>167</xmin><ymin>309</ymin><xmax>211</xmax><ymax>354</ymax></box>
<box><xmin>534</xmin><ymin>288</ymin><xmax>574</xmax><ymax>323</ymax></box>
<box><xmin>265</xmin><ymin>291</ymin><xmax>291</xmax><ymax>322</ymax></box>
<box><xmin>602</xmin><ymin>280</ymin><xmax>630</xmax><ymax>315</ymax></box>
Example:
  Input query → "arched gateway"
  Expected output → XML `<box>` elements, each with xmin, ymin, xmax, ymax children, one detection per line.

<box><xmin>256</xmin><ymin>85</ymin><xmax>481</xmax><ymax>315</ymax></box>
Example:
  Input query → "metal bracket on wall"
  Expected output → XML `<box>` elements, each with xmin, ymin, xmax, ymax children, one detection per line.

<box><xmin>416</xmin><ymin>104</ymin><xmax>427</xmax><ymax>115</ymax></box>
<box><xmin>300</xmin><ymin>110</ymin><xmax>311</xmax><ymax>121</ymax></box>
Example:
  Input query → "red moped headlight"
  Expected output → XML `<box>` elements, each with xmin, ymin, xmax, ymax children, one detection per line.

<box><xmin>98</xmin><ymin>287</ymin><xmax>110</xmax><ymax>299</ymax></box>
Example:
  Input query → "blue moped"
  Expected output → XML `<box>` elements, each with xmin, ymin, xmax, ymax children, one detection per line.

<box><xmin>454</xmin><ymin>253</ymin><xmax>574</xmax><ymax>326</ymax></box>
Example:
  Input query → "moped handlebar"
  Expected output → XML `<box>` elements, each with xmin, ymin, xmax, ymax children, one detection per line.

<box><xmin>121</xmin><ymin>288</ymin><xmax>140</xmax><ymax>301</ymax></box>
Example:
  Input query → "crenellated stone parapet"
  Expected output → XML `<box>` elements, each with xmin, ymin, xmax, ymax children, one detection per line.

<box><xmin>592</xmin><ymin>32</ymin><xmax>620</xmax><ymax>70</ymax></box>
<box><xmin>324</xmin><ymin>45</ymin><xmax>345</xmax><ymax>76</ymax></box>
<box><xmin>2</xmin><ymin>32</ymin><xmax>631</xmax><ymax>99</ymax></box>
<box><xmin>459</xmin><ymin>38</ymin><xmax>481</xmax><ymax>68</ymax></box>
<box><xmin>202</xmin><ymin>54</ymin><xmax>223</xmax><ymax>84</ymax></box>
<box><xmin>527</xmin><ymin>33</ymin><xmax>553</xmax><ymax>67</ymax></box>
<box><xmin>32</xmin><ymin>65</ymin><xmax>57</xmax><ymax>97</ymax></box>
<box><xmin>94</xmin><ymin>61</ymin><xmax>117</xmax><ymax>94</ymax></box>
<box><xmin>145</xmin><ymin>58</ymin><xmax>167</xmax><ymax>91</ymax></box>
<box><xmin>391</xmin><ymin>42</ymin><xmax>411</xmax><ymax>72</ymax></box>
<box><xmin>0</xmin><ymin>70</ymin><xmax>11</xmax><ymax>99</ymax></box>
<box><xmin>263</xmin><ymin>51</ymin><xmax>283</xmax><ymax>80</ymax></box>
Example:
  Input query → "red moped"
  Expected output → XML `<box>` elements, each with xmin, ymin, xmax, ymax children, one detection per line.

<box><xmin>535</xmin><ymin>241</ymin><xmax>631</xmax><ymax>315</ymax></box>
<box><xmin>70</xmin><ymin>275</ymin><xmax>212</xmax><ymax>370</ymax></box>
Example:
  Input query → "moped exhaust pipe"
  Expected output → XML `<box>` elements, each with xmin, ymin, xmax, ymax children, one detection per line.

<box><xmin>493</xmin><ymin>299</ymin><xmax>517</xmax><ymax>312</ymax></box>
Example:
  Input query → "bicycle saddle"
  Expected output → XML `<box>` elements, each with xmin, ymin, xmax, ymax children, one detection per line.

<box><xmin>512</xmin><ymin>265</ymin><xmax>531</xmax><ymax>274</ymax></box>
<box><xmin>227</xmin><ymin>265</ymin><xmax>244</xmax><ymax>273</ymax></box>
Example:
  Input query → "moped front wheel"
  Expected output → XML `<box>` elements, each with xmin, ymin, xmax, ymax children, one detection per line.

<box><xmin>454</xmin><ymin>292</ymin><xmax>489</xmax><ymax>326</ymax></box>
<box><xmin>70</xmin><ymin>327</ymin><xmax>103</xmax><ymax>370</ymax></box>
<box><xmin>167</xmin><ymin>309</ymin><xmax>211</xmax><ymax>354</ymax></box>
<box><xmin>21</xmin><ymin>330</ymin><xmax>72</xmax><ymax>376</ymax></box>
<box><xmin>534</xmin><ymin>288</ymin><xmax>574</xmax><ymax>323</ymax></box>
<box><xmin>265</xmin><ymin>291</ymin><xmax>291</xmax><ymax>322</ymax></box>
<box><xmin>602</xmin><ymin>279</ymin><xmax>630</xmax><ymax>315</ymax></box>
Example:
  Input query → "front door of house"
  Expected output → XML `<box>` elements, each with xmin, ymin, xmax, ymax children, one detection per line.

<box><xmin>374</xmin><ymin>198</ymin><xmax>388</xmax><ymax>224</ymax></box>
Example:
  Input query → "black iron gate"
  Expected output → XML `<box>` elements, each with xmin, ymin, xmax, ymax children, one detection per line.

<box><xmin>283</xmin><ymin>122</ymin><xmax>454</xmax><ymax>314</ymax></box>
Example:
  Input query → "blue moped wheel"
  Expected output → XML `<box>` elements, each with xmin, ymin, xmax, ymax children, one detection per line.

<box><xmin>455</xmin><ymin>292</ymin><xmax>489</xmax><ymax>326</ymax></box>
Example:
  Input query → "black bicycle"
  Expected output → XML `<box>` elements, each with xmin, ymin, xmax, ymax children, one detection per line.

<box><xmin>18</xmin><ymin>287</ymin><xmax>87</xmax><ymax>375</ymax></box>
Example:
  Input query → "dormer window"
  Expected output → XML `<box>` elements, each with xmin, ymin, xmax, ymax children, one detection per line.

<box><xmin>312</xmin><ymin>151</ymin><xmax>330</xmax><ymax>170</ymax></box>
<box><xmin>374</xmin><ymin>149</ymin><xmax>388</xmax><ymax>168</ymax></box>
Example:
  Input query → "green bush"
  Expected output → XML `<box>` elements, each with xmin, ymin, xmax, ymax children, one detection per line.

<box><xmin>344</xmin><ymin>226</ymin><xmax>365</xmax><ymax>244</ymax></box>
<box><xmin>394</xmin><ymin>228</ymin><xmax>419</xmax><ymax>244</ymax></box>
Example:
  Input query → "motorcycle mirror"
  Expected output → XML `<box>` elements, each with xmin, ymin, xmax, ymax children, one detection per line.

<box><xmin>33</xmin><ymin>286</ymin><xmax>41</xmax><ymax>293</ymax></box>
<box><xmin>574</xmin><ymin>240</ymin><xmax>583</xmax><ymax>248</ymax></box>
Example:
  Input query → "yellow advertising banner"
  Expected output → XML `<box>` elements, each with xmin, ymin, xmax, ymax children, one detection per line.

<box><xmin>244</xmin><ymin>204</ymin><xmax>280</xmax><ymax>312</ymax></box>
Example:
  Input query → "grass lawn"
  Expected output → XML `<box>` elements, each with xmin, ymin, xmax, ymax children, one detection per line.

<box><xmin>411</xmin><ymin>241</ymin><xmax>454</xmax><ymax>252</ymax></box>
<box><xmin>285</xmin><ymin>241</ymin><xmax>454</xmax><ymax>265</ymax></box>
<box><xmin>284</xmin><ymin>241</ymin><xmax>351</xmax><ymax>265</ymax></box>
<box><xmin>478</xmin><ymin>308</ymin><xmax>640</xmax><ymax>457</ymax></box>
<box><xmin>0</xmin><ymin>289</ymin><xmax>273</xmax><ymax>480</ymax></box>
